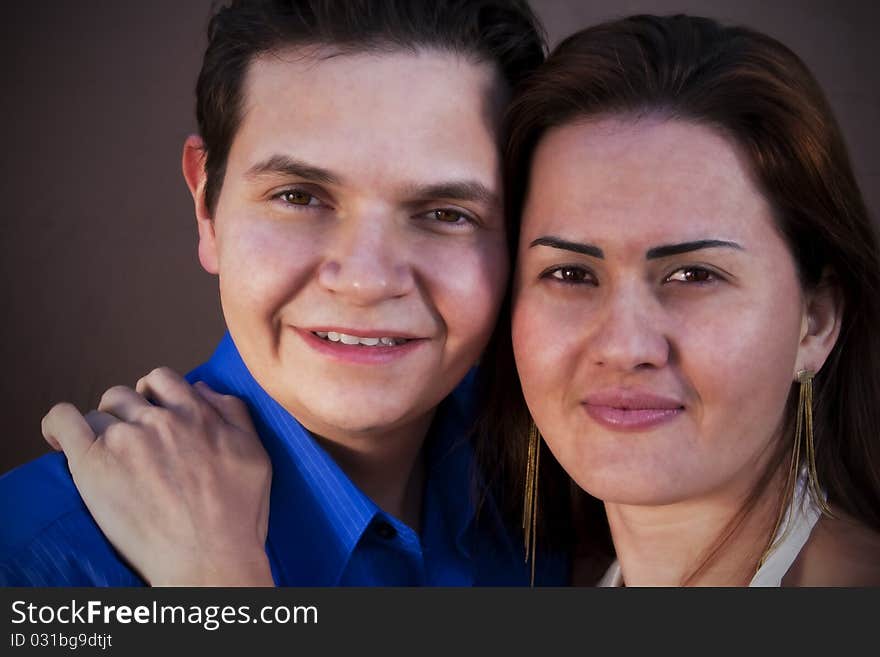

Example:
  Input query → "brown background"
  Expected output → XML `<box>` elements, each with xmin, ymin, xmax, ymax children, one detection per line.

<box><xmin>2</xmin><ymin>1</ymin><xmax>878</xmax><ymax>473</ymax></box>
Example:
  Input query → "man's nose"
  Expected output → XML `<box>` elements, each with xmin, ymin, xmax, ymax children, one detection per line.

<box><xmin>317</xmin><ymin>212</ymin><xmax>414</xmax><ymax>305</ymax></box>
<box><xmin>585</xmin><ymin>283</ymin><xmax>670</xmax><ymax>372</ymax></box>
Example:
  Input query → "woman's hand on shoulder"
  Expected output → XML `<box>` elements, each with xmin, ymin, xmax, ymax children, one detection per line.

<box><xmin>41</xmin><ymin>367</ymin><xmax>274</xmax><ymax>586</ymax></box>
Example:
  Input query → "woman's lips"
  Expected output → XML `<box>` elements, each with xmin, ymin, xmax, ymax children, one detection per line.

<box><xmin>581</xmin><ymin>390</ymin><xmax>684</xmax><ymax>431</ymax></box>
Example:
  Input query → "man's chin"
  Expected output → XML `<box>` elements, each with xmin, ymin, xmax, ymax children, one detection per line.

<box><xmin>287</xmin><ymin>403</ymin><xmax>426</xmax><ymax>441</ymax></box>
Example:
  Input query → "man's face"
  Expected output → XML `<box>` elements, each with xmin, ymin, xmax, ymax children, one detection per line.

<box><xmin>190</xmin><ymin>48</ymin><xmax>508</xmax><ymax>445</ymax></box>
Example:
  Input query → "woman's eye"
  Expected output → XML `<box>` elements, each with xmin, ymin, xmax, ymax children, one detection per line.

<box><xmin>544</xmin><ymin>266</ymin><xmax>595</xmax><ymax>285</ymax></box>
<box><xmin>664</xmin><ymin>267</ymin><xmax>717</xmax><ymax>284</ymax></box>
<box><xmin>277</xmin><ymin>189</ymin><xmax>318</xmax><ymax>206</ymax></box>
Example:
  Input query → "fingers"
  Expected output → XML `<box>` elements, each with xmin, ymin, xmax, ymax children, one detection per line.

<box><xmin>135</xmin><ymin>367</ymin><xmax>201</xmax><ymax>416</ymax></box>
<box><xmin>42</xmin><ymin>403</ymin><xmax>97</xmax><ymax>464</ymax></box>
<box><xmin>192</xmin><ymin>381</ymin><xmax>256</xmax><ymax>433</ymax></box>
<box><xmin>83</xmin><ymin>410</ymin><xmax>120</xmax><ymax>436</ymax></box>
<box><xmin>88</xmin><ymin>369</ymin><xmax>254</xmax><ymax>438</ymax></box>
<box><xmin>98</xmin><ymin>385</ymin><xmax>152</xmax><ymax>422</ymax></box>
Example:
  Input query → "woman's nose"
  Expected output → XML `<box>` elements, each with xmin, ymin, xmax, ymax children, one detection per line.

<box><xmin>586</xmin><ymin>284</ymin><xmax>670</xmax><ymax>372</ymax></box>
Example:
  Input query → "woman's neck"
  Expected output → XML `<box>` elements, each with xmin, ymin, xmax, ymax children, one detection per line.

<box><xmin>604</xmin><ymin>479</ymin><xmax>782</xmax><ymax>586</ymax></box>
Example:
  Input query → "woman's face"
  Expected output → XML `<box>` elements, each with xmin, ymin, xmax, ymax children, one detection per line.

<box><xmin>512</xmin><ymin>117</ymin><xmax>817</xmax><ymax>506</ymax></box>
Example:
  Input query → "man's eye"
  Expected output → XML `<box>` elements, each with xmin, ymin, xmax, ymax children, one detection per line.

<box><xmin>544</xmin><ymin>266</ymin><xmax>595</xmax><ymax>285</ymax></box>
<box><xmin>277</xmin><ymin>190</ymin><xmax>317</xmax><ymax>206</ymax></box>
<box><xmin>664</xmin><ymin>267</ymin><xmax>717</xmax><ymax>284</ymax></box>
<box><xmin>429</xmin><ymin>209</ymin><xmax>470</xmax><ymax>224</ymax></box>
<box><xmin>416</xmin><ymin>208</ymin><xmax>479</xmax><ymax>233</ymax></box>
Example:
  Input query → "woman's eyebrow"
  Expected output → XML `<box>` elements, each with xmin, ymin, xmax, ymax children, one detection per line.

<box><xmin>645</xmin><ymin>240</ymin><xmax>743</xmax><ymax>259</ymax></box>
<box><xmin>529</xmin><ymin>236</ymin><xmax>604</xmax><ymax>258</ymax></box>
<box><xmin>528</xmin><ymin>237</ymin><xmax>744</xmax><ymax>260</ymax></box>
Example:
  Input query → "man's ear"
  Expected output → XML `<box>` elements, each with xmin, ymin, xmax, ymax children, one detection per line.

<box><xmin>796</xmin><ymin>268</ymin><xmax>843</xmax><ymax>376</ymax></box>
<box><xmin>182</xmin><ymin>134</ymin><xmax>219</xmax><ymax>275</ymax></box>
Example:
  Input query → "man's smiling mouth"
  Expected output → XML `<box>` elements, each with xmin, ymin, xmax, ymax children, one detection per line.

<box><xmin>312</xmin><ymin>331</ymin><xmax>411</xmax><ymax>347</ymax></box>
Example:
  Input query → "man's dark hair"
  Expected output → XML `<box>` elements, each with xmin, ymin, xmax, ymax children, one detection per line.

<box><xmin>195</xmin><ymin>0</ymin><xmax>547</xmax><ymax>213</ymax></box>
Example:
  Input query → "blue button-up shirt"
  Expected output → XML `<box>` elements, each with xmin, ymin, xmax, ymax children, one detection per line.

<box><xmin>0</xmin><ymin>333</ymin><xmax>566</xmax><ymax>586</ymax></box>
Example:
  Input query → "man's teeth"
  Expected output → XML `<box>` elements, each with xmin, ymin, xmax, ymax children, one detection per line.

<box><xmin>314</xmin><ymin>331</ymin><xmax>406</xmax><ymax>346</ymax></box>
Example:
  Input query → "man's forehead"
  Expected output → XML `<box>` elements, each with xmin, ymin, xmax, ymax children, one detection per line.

<box><xmin>241</xmin><ymin>44</ymin><xmax>507</xmax><ymax>121</ymax></box>
<box><xmin>227</xmin><ymin>46</ymin><xmax>507</xmax><ymax>190</ymax></box>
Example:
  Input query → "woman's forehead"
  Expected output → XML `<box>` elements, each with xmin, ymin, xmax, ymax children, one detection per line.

<box><xmin>522</xmin><ymin>117</ymin><xmax>774</xmax><ymax>248</ymax></box>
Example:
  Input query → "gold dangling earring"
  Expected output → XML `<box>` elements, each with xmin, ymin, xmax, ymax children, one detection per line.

<box><xmin>523</xmin><ymin>421</ymin><xmax>541</xmax><ymax>587</ymax></box>
<box><xmin>758</xmin><ymin>369</ymin><xmax>831</xmax><ymax>571</ymax></box>
<box><xmin>796</xmin><ymin>369</ymin><xmax>832</xmax><ymax>515</ymax></box>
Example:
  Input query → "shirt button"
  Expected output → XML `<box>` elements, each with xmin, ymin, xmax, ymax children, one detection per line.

<box><xmin>373</xmin><ymin>521</ymin><xmax>397</xmax><ymax>540</ymax></box>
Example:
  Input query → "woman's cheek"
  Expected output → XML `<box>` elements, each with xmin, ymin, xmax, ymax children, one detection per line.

<box><xmin>513</xmin><ymin>291</ymin><xmax>569</xmax><ymax>395</ymax></box>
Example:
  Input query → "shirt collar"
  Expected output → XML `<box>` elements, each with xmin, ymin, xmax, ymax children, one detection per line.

<box><xmin>187</xmin><ymin>332</ymin><xmax>478</xmax><ymax>584</ymax></box>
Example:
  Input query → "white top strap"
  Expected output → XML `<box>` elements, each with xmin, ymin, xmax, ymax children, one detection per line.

<box><xmin>597</xmin><ymin>560</ymin><xmax>623</xmax><ymax>587</ymax></box>
<box><xmin>749</xmin><ymin>474</ymin><xmax>822</xmax><ymax>587</ymax></box>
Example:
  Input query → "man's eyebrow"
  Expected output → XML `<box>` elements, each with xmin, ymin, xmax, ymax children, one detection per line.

<box><xmin>405</xmin><ymin>181</ymin><xmax>499</xmax><ymax>207</ymax></box>
<box><xmin>244</xmin><ymin>155</ymin><xmax>342</xmax><ymax>185</ymax></box>
<box><xmin>529</xmin><ymin>236</ymin><xmax>604</xmax><ymax>258</ymax></box>
<box><xmin>646</xmin><ymin>240</ymin><xmax>743</xmax><ymax>259</ymax></box>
